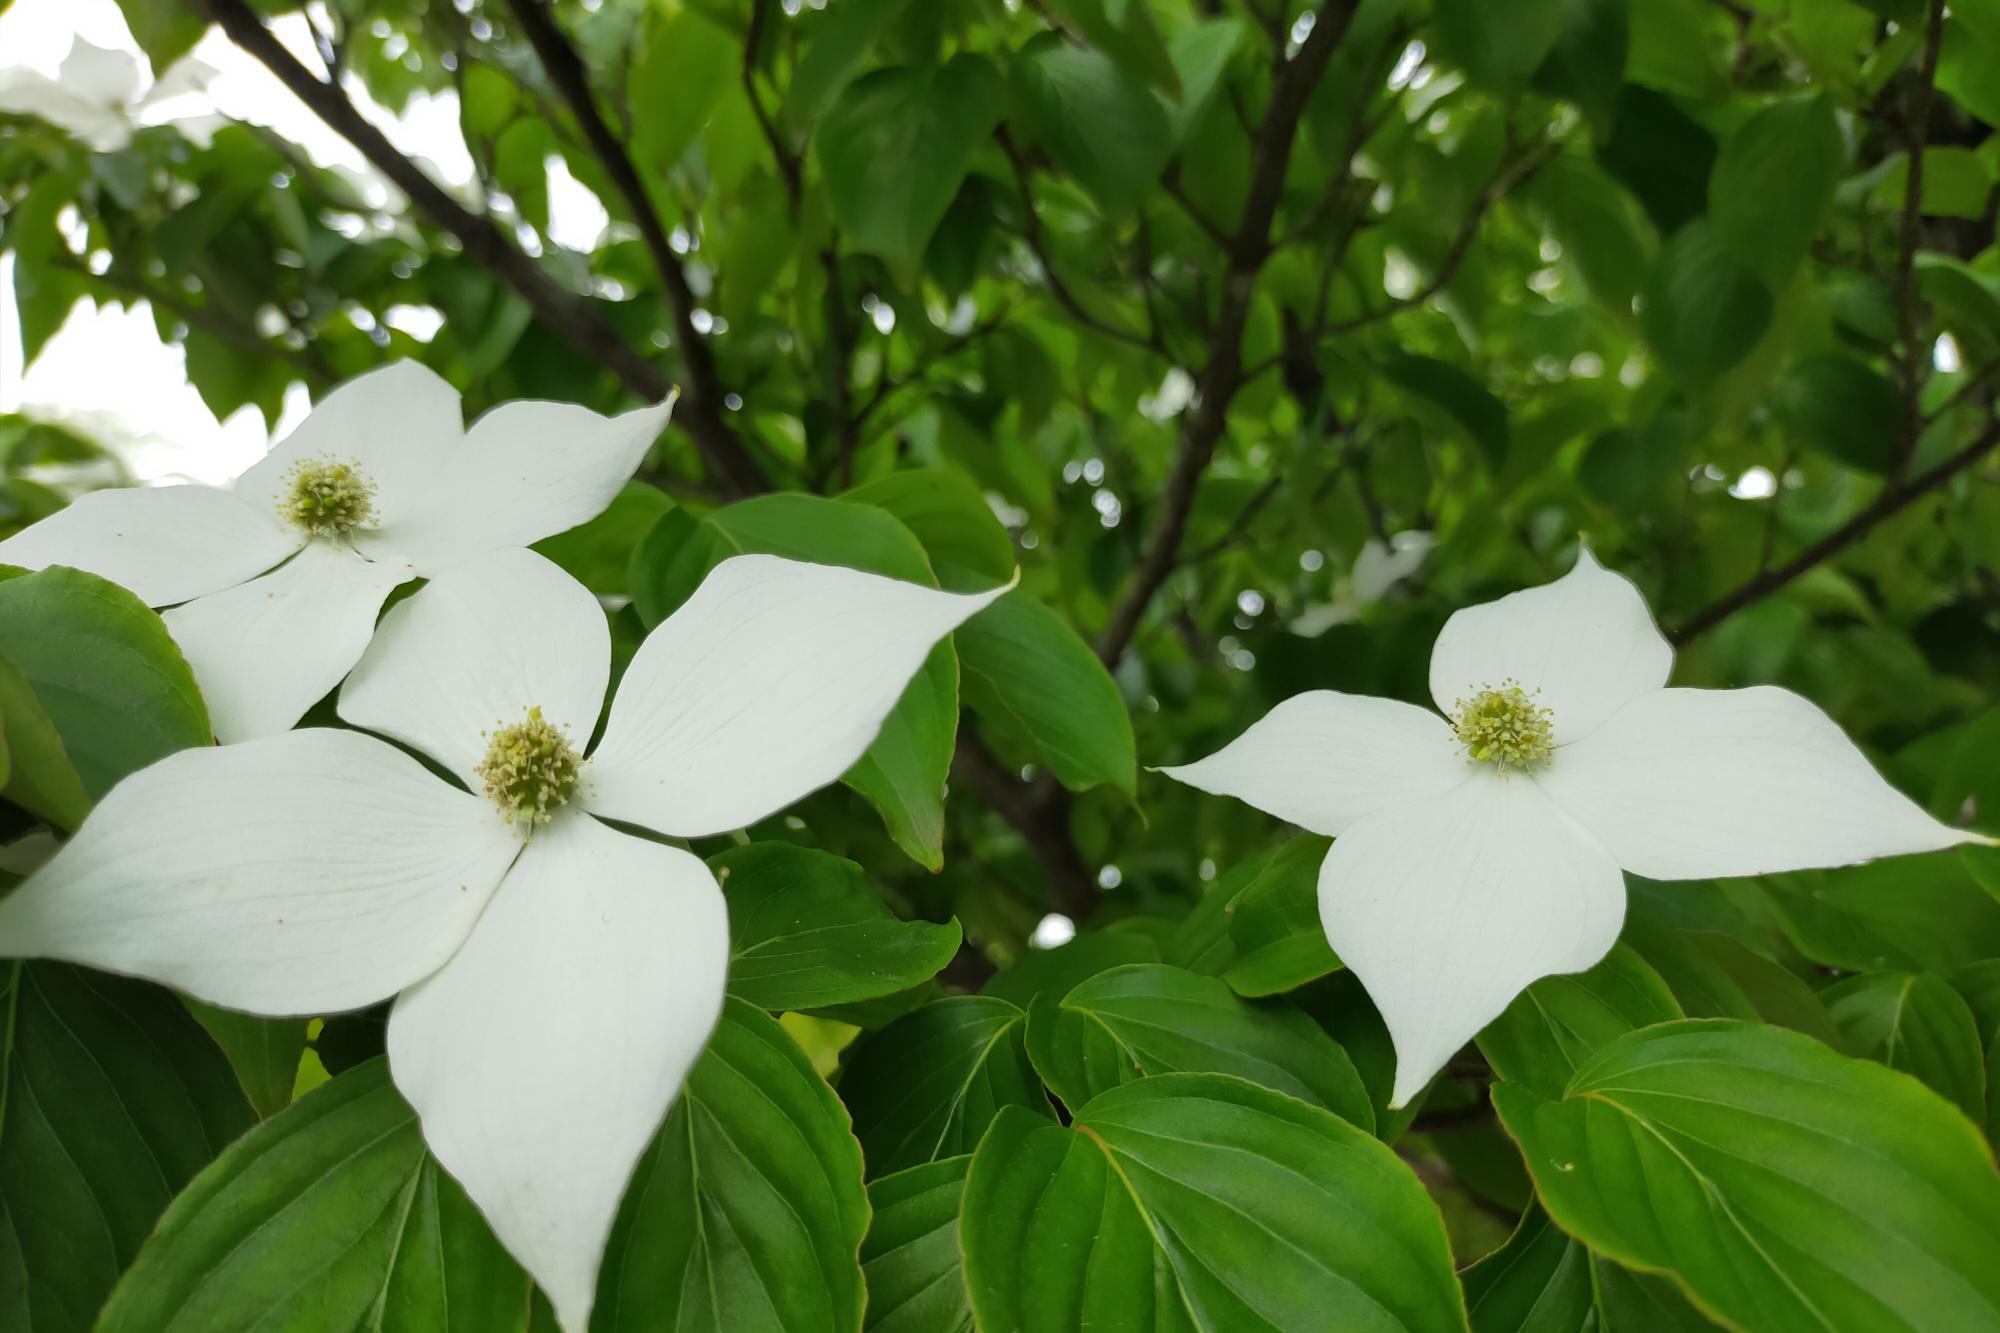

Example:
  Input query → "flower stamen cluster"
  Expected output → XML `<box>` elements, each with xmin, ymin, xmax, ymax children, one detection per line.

<box><xmin>279</xmin><ymin>457</ymin><xmax>376</xmax><ymax>536</ymax></box>
<box><xmin>477</xmin><ymin>706</ymin><xmax>581</xmax><ymax>828</ymax></box>
<box><xmin>1452</xmin><ymin>680</ymin><xmax>1555</xmax><ymax>773</ymax></box>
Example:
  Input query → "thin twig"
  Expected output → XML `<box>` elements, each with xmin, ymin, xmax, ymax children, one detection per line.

<box><xmin>1890</xmin><ymin>0</ymin><xmax>1947</xmax><ymax>475</ymax></box>
<box><xmin>503</xmin><ymin>0</ymin><xmax>766</xmax><ymax>496</ymax></box>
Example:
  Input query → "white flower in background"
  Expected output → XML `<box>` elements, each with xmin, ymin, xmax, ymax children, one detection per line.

<box><xmin>0</xmin><ymin>546</ymin><xmax>1008</xmax><ymax>1332</ymax></box>
<box><xmin>1163</xmin><ymin>545</ymin><xmax>1986</xmax><ymax>1107</ymax></box>
<box><xmin>1291</xmin><ymin>530</ymin><xmax>1433</xmax><ymax>637</ymax></box>
<box><xmin>0</xmin><ymin>36</ymin><xmax>221</xmax><ymax>150</ymax></box>
<box><xmin>0</xmin><ymin>360</ymin><xmax>672</xmax><ymax>742</ymax></box>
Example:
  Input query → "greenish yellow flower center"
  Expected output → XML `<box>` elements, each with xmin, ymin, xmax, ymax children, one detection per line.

<box><xmin>476</xmin><ymin>707</ymin><xmax>581</xmax><ymax>828</ymax></box>
<box><xmin>1452</xmin><ymin>680</ymin><xmax>1555</xmax><ymax>773</ymax></box>
<box><xmin>279</xmin><ymin>457</ymin><xmax>376</xmax><ymax>536</ymax></box>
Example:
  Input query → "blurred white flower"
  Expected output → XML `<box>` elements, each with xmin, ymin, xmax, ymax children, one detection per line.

<box><xmin>1290</xmin><ymin>530</ymin><xmax>1432</xmax><ymax>637</ymax></box>
<box><xmin>0</xmin><ymin>361</ymin><xmax>672</xmax><ymax>742</ymax></box>
<box><xmin>1165</xmin><ymin>544</ymin><xmax>1986</xmax><ymax>1107</ymax></box>
<box><xmin>0</xmin><ymin>547</ymin><xmax>1009</xmax><ymax>1333</ymax></box>
<box><xmin>0</xmin><ymin>36</ymin><xmax>221</xmax><ymax>149</ymax></box>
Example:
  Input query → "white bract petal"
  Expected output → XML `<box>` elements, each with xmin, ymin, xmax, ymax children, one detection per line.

<box><xmin>370</xmin><ymin>395</ymin><xmax>676</xmax><ymax>575</ymax></box>
<box><xmin>0</xmin><ymin>484</ymin><xmax>298</xmax><ymax>607</ymax></box>
<box><xmin>57</xmin><ymin>37</ymin><xmax>143</xmax><ymax>110</ymax></box>
<box><xmin>1535</xmin><ymin>686</ymin><xmax>1980</xmax><ymax>880</ymax></box>
<box><xmin>586</xmin><ymin>555</ymin><xmax>1010</xmax><ymax>838</ymax></box>
<box><xmin>233</xmin><ymin>360</ymin><xmax>466</xmax><ymax>528</ymax></box>
<box><xmin>1317</xmin><ymin>774</ymin><xmax>1626</xmax><ymax>1107</ymax></box>
<box><xmin>0</xmin><ymin>730</ymin><xmax>518</xmax><ymax>1015</ymax></box>
<box><xmin>1429</xmin><ymin>545</ymin><xmax>1670</xmax><ymax>744</ymax></box>
<box><xmin>339</xmin><ymin>548</ymin><xmax>609</xmax><ymax>789</ymax></box>
<box><xmin>164</xmin><ymin>542</ymin><xmax>413</xmax><ymax>743</ymax></box>
<box><xmin>386</xmin><ymin>813</ymin><xmax>728</xmax><ymax>1333</ymax></box>
<box><xmin>1159</xmin><ymin>691</ymin><xmax>1466</xmax><ymax>835</ymax></box>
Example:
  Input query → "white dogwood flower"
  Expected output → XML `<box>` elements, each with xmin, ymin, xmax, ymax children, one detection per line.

<box><xmin>1162</xmin><ymin>546</ymin><xmax>1985</xmax><ymax>1108</ymax></box>
<box><xmin>0</xmin><ymin>546</ymin><xmax>1007</xmax><ymax>1332</ymax></box>
<box><xmin>0</xmin><ymin>360</ymin><xmax>672</xmax><ymax>742</ymax></box>
<box><xmin>0</xmin><ymin>36</ymin><xmax>220</xmax><ymax>150</ymax></box>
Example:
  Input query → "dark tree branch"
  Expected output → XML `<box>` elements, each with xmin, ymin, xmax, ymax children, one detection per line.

<box><xmin>1667</xmin><ymin>420</ymin><xmax>2000</xmax><ymax>646</ymax></box>
<box><xmin>1093</xmin><ymin>2</ymin><xmax>1357</xmax><ymax>666</ymax></box>
<box><xmin>741</xmin><ymin>0</ymin><xmax>803</xmax><ymax>206</ymax></box>
<box><xmin>198</xmin><ymin>0</ymin><xmax>766</xmax><ymax>494</ymax></box>
<box><xmin>503</xmin><ymin>0</ymin><xmax>767</xmax><ymax>497</ymax></box>
<box><xmin>950</xmin><ymin>727</ymin><xmax>1096</xmax><ymax>920</ymax></box>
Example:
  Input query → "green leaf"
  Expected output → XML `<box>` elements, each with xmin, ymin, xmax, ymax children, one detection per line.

<box><xmin>1872</xmin><ymin>146</ymin><xmax>1998</xmax><ymax>220</ymax></box>
<box><xmin>1433</xmin><ymin>0</ymin><xmax>1570</xmax><ymax>90</ymax></box>
<box><xmin>839</xmin><ymin>996</ymin><xmax>1050</xmax><ymax>1176</ymax></box>
<box><xmin>1822</xmin><ymin>970</ymin><xmax>1988</xmax><ymax>1125</ymax></box>
<box><xmin>0</xmin><ymin>647</ymin><xmax>89</xmax><ymax>830</ymax></box>
<box><xmin>1641</xmin><ymin>219</ymin><xmax>1773</xmax><ymax>381</ymax></box>
<box><xmin>1769</xmin><ymin>355</ymin><xmax>1903</xmax><ymax>474</ymax></box>
<box><xmin>1025</xmin><ymin>963</ymin><xmax>1375</xmax><ymax>1127</ymax></box>
<box><xmin>861</xmin><ymin>1156</ymin><xmax>972</xmax><ymax>1333</ymax></box>
<box><xmin>1519</xmin><ymin>152</ymin><xmax>1654</xmax><ymax>308</ymax></box>
<box><xmin>533</xmin><ymin>482</ymin><xmax>673</xmax><ymax>596</ymax></box>
<box><xmin>3</xmin><ymin>964</ymin><xmax>254</xmax><ymax>1333</ymax></box>
<box><xmin>714</xmin><ymin>841</ymin><xmax>962</xmax><ymax>1012</ymax></box>
<box><xmin>1042</xmin><ymin>0</ymin><xmax>1182</xmax><ymax>95</ymax></box>
<box><xmin>956</xmin><ymin>590</ymin><xmax>1135</xmax><ymax>797</ymax></box>
<box><xmin>110</xmin><ymin>0</ymin><xmax>207</xmax><ymax>75</ymax></box>
<box><xmin>1494</xmin><ymin>1020</ymin><xmax>2000</xmax><ymax>1332</ymax></box>
<box><xmin>981</xmin><ymin>929</ymin><xmax>1163</xmax><ymax>1008</ymax></box>
<box><xmin>631</xmin><ymin>8</ymin><xmax>741</xmax><ymax>175</ymax></box>
<box><xmin>844</xmin><ymin>468</ymin><xmax>1015</xmax><ymax>588</ymax></box>
<box><xmin>1166</xmin><ymin>835</ymin><xmax>1340</xmax><ymax>994</ymax></box>
<box><xmin>97</xmin><ymin>1057</ymin><xmax>528</xmax><ymax>1333</ymax></box>
<box><xmin>1597</xmin><ymin>86</ymin><xmax>1718</xmax><ymax>233</ymax></box>
<box><xmin>1532</xmin><ymin>0</ymin><xmax>1630</xmax><ymax>131</ymax></box>
<box><xmin>598</xmin><ymin>999</ymin><xmax>869</xmax><ymax>1333</ymax></box>
<box><xmin>817</xmin><ymin>57</ymin><xmax>1008</xmax><ymax>273</ymax></box>
<box><xmin>783</xmin><ymin>0</ymin><xmax>920</xmax><ymax>140</ymax></box>
<box><xmin>1013</xmin><ymin>40</ymin><xmax>1173</xmax><ymax>213</ymax></box>
<box><xmin>1379</xmin><ymin>354</ymin><xmax>1510</xmax><ymax>469</ymax></box>
<box><xmin>1459</xmin><ymin>1204</ymin><xmax>1595</xmax><ymax>1332</ymax></box>
<box><xmin>183</xmin><ymin>1000</ymin><xmax>309</xmax><ymax>1120</ymax></box>
<box><xmin>628</xmin><ymin>494</ymin><xmax>958</xmax><ymax>868</ymax></box>
<box><xmin>961</xmin><ymin>1074</ymin><xmax>1467</xmax><ymax>1332</ymax></box>
<box><xmin>1626</xmin><ymin>920</ymin><xmax>1844</xmax><ymax>1049</ymax></box>
<box><xmin>1477</xmin><ymin>942</ymin><xmax>1684</xmax><ymax>1099</ymax></box>
<box><xmin>1709</xmin><ymin>95</ymin><xmax>1844</xmax><ymax>288</ymax></box>
<box><xmin>0</xmin><ymin>565</ymin><xmax>211</xmax><ymax>798</ymax></box>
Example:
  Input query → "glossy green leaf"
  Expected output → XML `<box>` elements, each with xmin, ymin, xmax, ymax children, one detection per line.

<box><xmin>844</xmin><ymin>468</ymin><xmax>1015</xmax><ymax>588</ymax></box>
<box><xmin>1462</xmin><ymin>1204</ymin><xmax>1722</xmax><ymax>1332</ymax></box>
<box><xmin>1380</xmin><ymin>354</ymin><xmax>1509</xmax><ymax>470</ymax></box>
<box><xmin>714</xmin><ymin>841</ymin><xmax>962</xmax><ymax>1012</ymax></box>
<box><xmin>1477</xmin><ymin>942</ymin><xmax>1684</xmax><ymax>1099</ymax></box>
<box><xmin>184</xmin><ymin>999</ymin><xmax>309</xmax><ymax>1120</ymax></box>
<box><xmin>839</xmin><ymin>996</ymin><xmax>1049</xmax><ymax>1176</ymax></box>
<box><xmin>2</xmin><ymin>963</ymin><xmax>254</xmax><ymax>1333</ymax></box>
<box><xmin>1026</xmin><ymin>963</ymin><xmax>1374</xmax><ymax>1127</ymax></box>
<box><xmin>782</xmin><ymin>0</ymin><xmax>920</xmax><ymax>139</ymax></box>
<box><xmin>861</xmin><ymin>1156</ymin><xmax>972</xmax><ymax>1333</ymax></box>
<box><xmin>1495</xmin><ymin>1020</ymin><xmax>2000</xmax><ymax>1332</ymax></box>
<box><xmin>1625</xmin><ymin>920</ymin><xmax>1843</xmax><ymax>1049</ymax></box>
<box><xmin>956</xmin><ymin>589</ymin><xmax>1135</xmax><ymax>797</ymax></box>
<box><xmin>981</xmin><ymin>929</ymin><xmax>1163</xmax><ymax>1008</ymax></box>
<box><xmin>533</xmin><ymin>482</ymin><xmax>673</xmax><ymax>596</ymax></box>
<box><xmin>1166</xmin><ymin>835</ymin><xmax>1338</xmax><ymax>994</ymax></box>
<box><xmin>1013</xmin><ymin>40</ymin><xmax>1172</xmax><ymax>213</ymax></box>
<box><xmin>0</xmin><ymin>565</ymin><xmax>211</xmax><ymax>797</ymax></box>
<box><xmin>1042</xmin><ymin>0</ymin><xmax>1182</xmax><ymax>95</ymax></box>
<box><xmin>98</xmin><ymin>1056</ymin><xmax>527</xmax><ymax>1333</ymax></box>
<box><xmin>631</xmin><ymin>8</ymin><xmax>740</xmax><ymax>175</ymax></box>
<box><xmin>817</xmin><ymin>58</ymin><xmax>1007</xmax><ymax>271</ymax></box>
<box><xmin>598</xmin><ymin>999</ymin><xmax>869</xmax><ymax>1333</ymax></box>
<box><xmin>1821</xmin><ymin>970</ymin><xmax>1988</xmax><ymax>1124</ymax></box>
<box><xmin>962</xmin><ymin>1074</ymin><xmax>1467</xmax><ymax>1332</ymax></box>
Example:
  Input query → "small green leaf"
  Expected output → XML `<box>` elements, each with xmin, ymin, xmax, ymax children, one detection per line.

<box><xmin>183</xmin><ymin>1000</ymin><xmax>309</xmax><ymax>1120</ymax></box>
<box><xmin>1495</xmin><ymin>1020</ymin><xmax>2000</xmax><ymax>1332</ymax></box>
<box><xmin>982</xmin><ymin>929</ymin><xmax>1163</xmax><ymax>1008</ymax></box>
<box><xmin>782</xmin><ymin>0</ymin><xmax>920</xmax><ymax>139</ymax></box>
<box><xmin>0</xmin><ymin>564</ymin><xmax>211</xmax><ymax>797</ymax></box>
<box><xmin>844</xmin><ymin>468</ymin><xmax>1015</xmax><ymax>588</ymax></box>
<box><xmin>862</xmin><ymin>1156</ymin><xmax>973</xmax><ymax>1333</ymax></box>
<box><xmin>1822</xmin><ymin>970</ymin><xmax>1988</xmax><ymax>1125</ymax></box>
<box><xmin>1026</xmin><ymin>963</ymin><xmax>1375</xmax><ymax>1128</ymax></box>
<box><xmin>0</xmin><ymin>647</ymin><xmax>89</xmax><ymax>829</ymax></box>
<box><xmin>817</xmin><ymin>58</ymin><xmax>1008</xmax><ymax>273</ymax></box>
<box><xmin>962</xmin><ymin>1074</ymin><xmax>1467</xmax><ymax>1332</ymax></box>
<box><xmin>1041</xmin><ymin>0</ymin><xmax>1182</xmax><ymax>95</ymax></box>
<box><xmin>1432</xmin><ymin>0</ymin><xmax>1569</xmax><ymax>90</ymax></box>
<box><xmin>1477</xmin><ymin>942</ymin><xmax>1684</xmax><ymax>1099</ymax></box>
<box><xmin>532</xmin><ymin>482</ymin><xmax>672</xmax><ymax>596</ymax></box>
<box><xmin>1013</xmin><ymin>39</ymin><xmax>1173</xmax><ymax>213</ymax></box>
<box><xmin>1769</xmin><ymin>355</ymin><xmax>1903</xmax><ymax>474</ymax></box>
<box><xmin>715</xmin><ymin>841</ymin><xmax>962</xmax><ymax>1012</ymax></box>
<box><xmin>1709</xmin><ymin>95</ymin><xmax>1844</xmax><ymax>288</ymax></box>
<box><xmin>598</xmin><ymin>1000</ymin><xmax>869</xmax><ymax>1333</ymax></box>
<box><xmin>839</xmin><ymin>996</ymin><xmax>1049</xmax><ymax>1176</ymax></box>
<box><xmin>1626</xmin><ymin>919</ymin><xmax>1843</xmax><ymax>1048</ymax></box>
<box><xmin>1380</xmin><ymin>354</ymin><xmax>1510</xmax><ymax>469</ymax></box>
<box><xmin>1641</xmin><ymin>219</ymin><xmax>1773</xmax><ymax>381</ymax></box>
<box><xmin>631</xmin><ymin>8</ymin><xmax>741</xmax><ymax>175</ymax></box>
